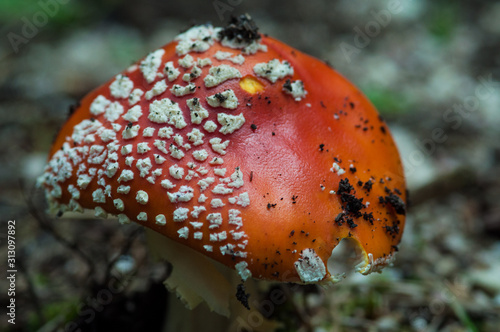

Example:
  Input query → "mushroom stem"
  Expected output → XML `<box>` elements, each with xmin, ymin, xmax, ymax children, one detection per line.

<box><xmin>164</xmin><ymin>295</ymin><xmax>229</xmax><ymax>332</ymax></box>
<box><xmin>146</xmin><ymin>229</ymin><xmax>280</xmax><ymax>331</ymax></box>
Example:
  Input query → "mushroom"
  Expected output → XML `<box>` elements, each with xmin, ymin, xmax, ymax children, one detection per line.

<box><xmin>38</xmin><ymin>14</ymin><xmax>406</xmax><ymax>328</ymax></box>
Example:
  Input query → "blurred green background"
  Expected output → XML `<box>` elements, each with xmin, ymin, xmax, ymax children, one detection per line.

<box><xmin>1</xmin><ymin>0</ymin><xmax>500</xmax><ymax>331</ymax></box>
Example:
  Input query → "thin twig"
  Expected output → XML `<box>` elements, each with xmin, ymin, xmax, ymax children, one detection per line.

<box><xmin>103</xmin><ymin>227</ymin><xmax>143</xmax><ymax>284</ymax></box>
<box><xmin>17</xmin><ymin>253</ymin><xmax>46</xmax><ymax>325</ymax></box>
<box><xmin>22</xmin><ymin>181</ymin><xmax>97</xmax><ymax>284</ymax></box>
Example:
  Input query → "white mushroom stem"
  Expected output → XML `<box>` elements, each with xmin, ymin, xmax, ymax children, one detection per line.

<box><xmin>145</xmin><ymin>229</ymin><xmax>281</xmax><ymax>332</ymax></box>
<box><xmin>146</xmin><ymin>229</ymin><xmax>232</xmax><ymax>314</ymax></box>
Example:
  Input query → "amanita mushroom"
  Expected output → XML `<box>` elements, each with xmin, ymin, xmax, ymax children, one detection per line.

<box><xmin>39</xmin><ymin>14</ymin><xmax>406</xmax><ymax>322</ymax></box>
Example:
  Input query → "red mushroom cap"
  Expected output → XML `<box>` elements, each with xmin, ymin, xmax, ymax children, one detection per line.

<box><xmin>39</xmin><ymin>16</ymin><xmax>406</xmax><ymax>284</ymax></box>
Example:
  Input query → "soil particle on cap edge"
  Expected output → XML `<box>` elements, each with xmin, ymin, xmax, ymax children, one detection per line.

<box><xmin>385</xmin><ymin>193</ymin><xmax>406</xmax><ymax>215</ymax></box>
<box><xmin>218</xmin><ymin>14</ymin><xmax>261</xmax><ymax>44</ymax></box>
<box><xmin>236</xmin><ymin>283</ymin><xmax>250</xmax><ymax>310</ymax></box>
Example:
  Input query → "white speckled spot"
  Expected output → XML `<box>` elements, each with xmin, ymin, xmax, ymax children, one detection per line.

<box><xmin>187</xmin><ymin>128</ymin><xmax>205</xmax><ymax>146</ymax></box>
<box><xmin>294</xmin><ymin>248</ymin><xmax>326</xmax><ymax>283</ymax></box>
<box><xmin>122</xmin><ymin>124</ymin><xmax>140</xmax><ymax>140</ymax></box>
<box><xmin>90</xmin><ymin>95</ymin><xmax>111</xmax><ymax>115</ymax></box>
<box><xmin>117</xmin><ymin>185</ymin><xmax>130</xmax><ymax>194</ymax></box>
<box><xmin>170</xmin><ymin>83</ymin><xmax>196</xmax><ymax>98</ymax></box>
<box><xmin>204</xmin><ymin>65</ymin><xmax>241</xmax><ymax>87</ymax></box>
<box><xmin>283</xmin><ymin>79</ymin><xmax>307</xmax><ymax>101</ymax></box>
<box><xmin>330</xmin><ymin>162</ymin><xmax>345</xmax><ymax>175</ymax></box>
<box><xmin>158</xmin><ymin>126</ymin><xmax>174</xmax><ymax>138</ymax></box>
<box><xmin>169</xmin><ymin>144</ymin><xmax>185</xmax><ymax>160</ymax></box>
<box><xmin>137</xmin><ymin>142</ymin><xmax>151</xmax><ymax>154</ymax></box>
<box><xmin>173</xmin><ymin>207</ymin><xmax>189</xmax><ymax>222</ymax></box>
<box><xmin>146</xmin><ymin>168</ymin><xmax>162</xmax><ymax>185</ymax></box>
<box><xmin>183</xmin><ymin>66</ymin><xmax>202</xmax><ymax>82</ymax></box>
<box><xmin>136</xmin><ymin>157</ymin><xmax>152</xmax><ymax>177</ymax></box>
<box><xmin>228</xmin><ymin>167</ymin><xmax>244</xmax><ymax>188</ymax></box>
<box><xmin>154</xmin><ymin>154</ymin><xmax>166</xmax><ymax>164</ymax></box>
<box><xmin>178</xmin><ymin>54</ymin><xmax>194</xmax><ymax>68</ymax></box>
<box><xmin>87</xmin><ymin>145</ymin><xmax>106</xmax><ymax>164</ymax></box>
<box><xmin>178</xmin><ymin>226</ymin><xmax>189</xmax><ymax>239</ymax></box>
<box><xmin>153</xmin><ymin>140</ymin><xmax>169</xmax><ymax>155</ymax></box>
<box><xmin>125</xmin><ymin>156</ymin><xmax>134</xmax><ymax>166</ymax></box>
<box><xmin>228</xmin><ymin>192</ymin><xmax>250</xmax><ymax>207</ymax></box>
<box><xmin>123</xmin><ymin>105</ymin><xmax>143</xmax><ymax>122</ymax></box>
<box><xmin>203</xmin><ymin>120</ymin><xmax>217</xmax><ymax>133</ymax></box>
<box><xmin>104</xmin><ymin>102</ymin><xmax>124</xmax><ymax>122</ymax></box>
<box><xmin>197</xmin><ymin>58</ymin><xmax>212</xmax><ymax>67</ymax></box>
<box><xmin>128</xmin><ymin>88</ymin><xmax>144</xmax><ymax>105</ymax></box>
<box><xmin>210</xmin><ymin>231</ymin><xmax>227</xmax><ymax>242</ymax></box>
<box><xmin>76</xmin><ymin>174</ymin><xmax>92</xmax><ymax>189</ymax></box>
<box><xmin>161</xmin><ymin>179</ymin><xmax>176</xmax><ymax>189</ymax></box>
<box><xmin>99</xmin><ymin>129</ymin><xmax>116</xmax><ymax>142</ymax></box>
<box><xmin>164</xmin><ymin>61</ymin><xmax>180</xmax><ymax>81</ymax></box>
<box><xmin>167</xmin><ymin>185</ymin><xmax>194</xmax><ymax>203</ymax></box>
<box><xmin>214</xmin><ymin>168</ymin><xmax>227</xmax><ymax>177</ymax></box>
<box><xmin>210</xmin><ymin>198</ymin><xmax>225</xmax><ymax>209</ymax></box>
<box><xmin>175</xmin><ymin>25</ymin><xmax>218</xmax><ymax>55</ymax></box>
<box><xmin>254</xmin><ymin>59</ymin><xmax>294</xmax><ymax>83</ymax></box>
<box><xmin>92</xmin><ymin>188</ymin><xmax>106</xmax><ymax>203</ymax></box>
<box><xmin>208</xmin><ymin>157</ymin><xmax>223</xmax><ymax>165</ymax></box>
<box><xmin>207</xmin><ymin>213</ymin><xmax>223</xmax><ymax>229</ymax></box>
<box><xmin>106</xmin><ymin>162</ymin><xmax>119</xmax><ymax>178</ymax></box>
<box><xmin>190</xmin><ymin>221</ymin><xmax>204</xmax><ymax>229</ymax></box>
<box><xmin>113</xmin><ymin>198</ymin><xmax>125</xmax><ymax>211</ymax></box>
<box><xmin>235</xmin><ymin>261</ymin><xmax>252</xmax><ymax>281</ymax></box>
<box><xmin>214</xmin><ymin>51</ymin><xmax>245</xmax><ymax>65</ymax></box>
<box><xmin>169</xmin><ymin>164</ymin><xmax>184</xmax><ymax>180</ymax></box>
<box><xmin>228</xmin><ymin>209</ymin><xmax>243</xmax><ymax>229</ymax></box>
<box><xmin>220</xmin><ymin>29</ymin><xmax>267</xmax><ymax>54</ymax></box>
<box><xmin>192</xmin><ymin>149</ymin><xmax>209</xmax><ymax>161</ymax></box>
<box><xmin>156</xmin><ymin>214</ymin><xmax>166</xmax><ymax>226</ymax></box>
<box><xmin>148</xmin><ymin>98</ymin><xmax>187</xmax><ymax>129</ymax></box>
<box><xmin>145</xmin><ymin>79</ymin><xmax>168</xmax><ymax>100</ymax></box>
<box><xmin>212</xmin><ymin>184</ymin><xmax>233</xmax><ymax>195</ymax></box>
<box><xmin>143</xmin><ymin>127</ymin><xmax>155</xmax><ymax>137</ymax></box>
<box><xmin>110</xmin><ymin>75</ymin><xmax>134</xmax><ymax>99</ymax></box>
<box><xmin>197</xmin><ymin>177</ymin><xmax>215</xmax><ymax>191</ymax></box>
<box><xmin>231</xmin><ymin>231</ymin><xmax>247</xmax><ymax>240</ymax></box>
<box><xmin>117</xmin><ymin>169</ymin><xmax>134</xmax><ymax>183</ymax></box>
<box><xmin>111</xmin><ymin>123</ymin><xmax>122</xmax><ymax>132</ymax></box>
<box><xmin>191</xmin><ymin>206</ymin><xmax>206</xmax><ymax>218</ymax></box>
<box><xmin>186</xmin><ymin>98</ymin><xmax>209</xmax><ymax>124</ymax></box>
<box><xmin>217</xmin><ymin>113</ymin><xmax>245</xmax><ymax>134</ymax></box>
<box><xmin>140</xmin><ymin>49</ymin><xmax>165</xmax><ymax>83</ymax></box>
<box><xmin>209</xmin><ymin>138</ymin><xmax>229</xmax><ymax>155</ymax></box>
<box><xmin>198</xmin><ymin>194</ymin><xmax>207</xmax><ymax>203</ymax></box>
<box><xmin>136</xmin><ymin>190</ymin><xmax>149</xmax><ymax>205</ymax></box>
<box><xmin>206</xmin><ymin>89</ymin><xmax>238</xmax><ymax>109</ymax></box>
<box><xmin>68</xmin><ymin>185</ymin><xmax>80</xmax><ymax>200</ymax></box>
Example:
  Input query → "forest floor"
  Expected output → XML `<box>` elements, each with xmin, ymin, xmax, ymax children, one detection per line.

<box><xmin>1</xmin><ymin>0</ymin><xmax>500</xmax><ymax>331</ymax></box>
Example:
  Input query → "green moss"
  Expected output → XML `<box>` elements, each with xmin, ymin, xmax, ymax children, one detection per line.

<box><xmin>364</xmin><ymin>88</ymin><xmax>410</xmax><ymax>116</ymax></box>
<box><xmin>27</xmin><ymin>298</ymin><xmax>79</xmax><ymax>331</ymax></box>
<box><xmin>427</xmin><ymin>2</ymin><xmax>460</xmax><ymax>40</ymax></box>
<box><xmin>0</xmin><ymin>1</ymin><xmax>113</xmax><ymax>32</ymax></box>
<box><xmin>32</xmin><ymin>272</ymin><xmax>50</xmax><ymax>287</ymax></box>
